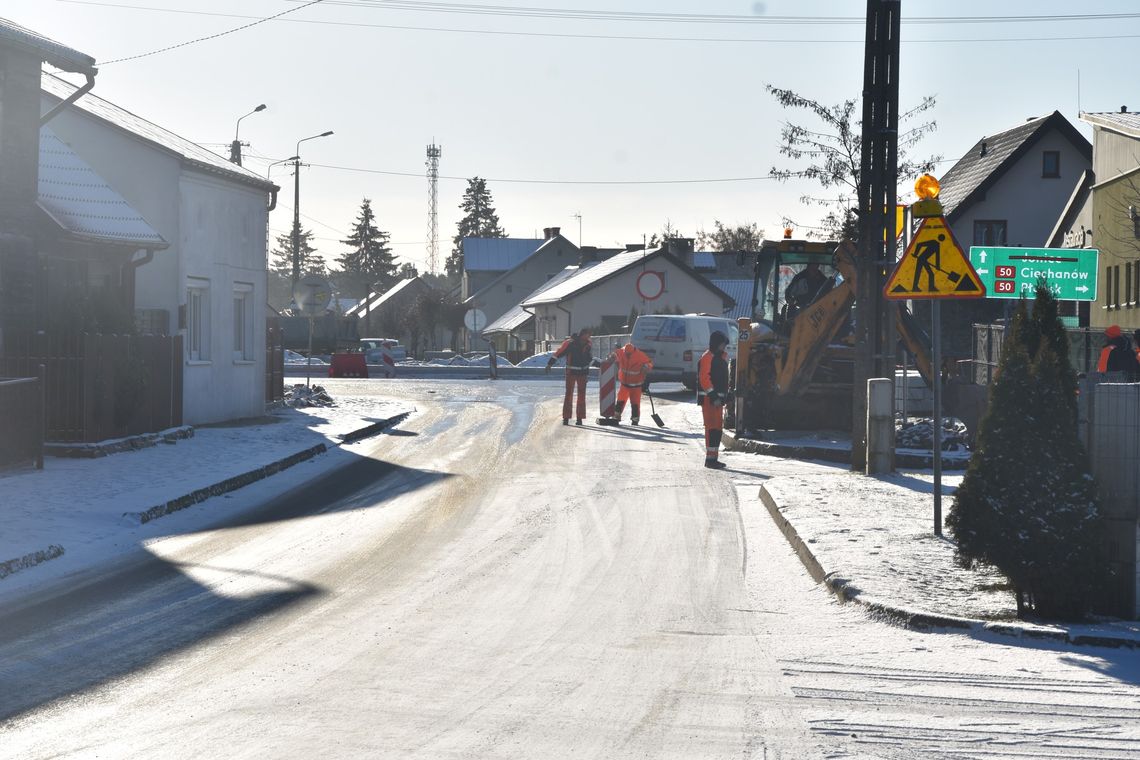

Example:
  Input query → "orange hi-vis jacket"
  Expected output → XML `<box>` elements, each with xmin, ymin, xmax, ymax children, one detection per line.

<box><xmin>614</xmin><ymin>344</ymin><xmax>653</xmax><ymax>386</ymax></box>
<box><xmin>697</xmin><ymin>348</ymin><xmax>729</xmax><ymax>400</ymax></box>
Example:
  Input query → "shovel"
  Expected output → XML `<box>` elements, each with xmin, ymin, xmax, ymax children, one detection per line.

<box><xmin>645</xmin><ymin>387</ymin><xmax>666</xmax><ymax>428</ymax></box>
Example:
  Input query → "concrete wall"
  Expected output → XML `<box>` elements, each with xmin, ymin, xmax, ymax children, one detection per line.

<box><xmin>531</xmin><ymin>257</ymin><xmax>728</xmax><ymax>344</ymax></box>
<box><xmin>178</xmin><ymin>172</ymin><xmax>268</xmax><ymax>424</ymax></box>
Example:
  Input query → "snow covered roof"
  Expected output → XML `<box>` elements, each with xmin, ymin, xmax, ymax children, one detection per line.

<box><xmin>0</xmin><ymin>17</ymin><xmax>95</xmax><ymax>74</ymax></box>
<box><xmin>37</xmin><ymin>126</ymin><xmax>167</xmax><ymax>249</ymax></box>
<box><xmin>41</xmin><ymin>73</ymin><xmax>276</xmax><ymax>192</ymax></box>
<box><xmin>1081</xmin><ymin>110</ymin><xmax>1140</xmax><ymax>139</ymax></box>
<box><xmin>462</xmin><ymin>237</ymin><xmax>543</xmax><ymax>271</ymax></box>
<box><xmin>483</xmin><ymin>266</ymin><xmax>580</xmax><ymax>334</ymax></box>
<box><xmin>522</xmin><ymin>247</ymin><xmax>733</xmax><ymax>308</ymax></box>
<box><xmin>345</xmin><ymin>277</ymin><xmax>423</xmax><ymax>317</ymax></box>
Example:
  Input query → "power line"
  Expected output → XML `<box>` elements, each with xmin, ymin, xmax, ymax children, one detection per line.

<box><xmin>98</xmin><ymin>0</ymin><xmax>327</xmax><ymax>65</ymax></box>
<box><xmin>307</xmin><ymin>161</ymin><xmax>799</xmax><ymax>185</ymax></box>
<box><xmin>59</xmin><ymin>2</ymin><xmax>1140</xmax><ymax>45</ymax></box>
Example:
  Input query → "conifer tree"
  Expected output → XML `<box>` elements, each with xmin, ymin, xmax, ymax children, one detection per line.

<box><xmin>336</xmin><ymin>199</ymin><xmax>398</xmax><ymax>298</ymax></box>
<box><xmin>270</xmin><ymin>222</ymin><xmax>325</xmax><ymax>278</ymax></box>
<box><xmin>948</xmin><ymin>285</ymin><xmax>1107</xmax><ymax>619</ymax></box>
<box><xmin>447</xmin><ymin>177</ymin><xmax>507</xmax><ymax>278</ymax></box>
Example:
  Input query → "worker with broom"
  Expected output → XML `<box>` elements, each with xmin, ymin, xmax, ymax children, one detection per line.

<box><xmin>610</xmin><ymin>341</ymin><xmax>654</xmax><ymax>425</ymax></box>
<box><xmin>697</xmin><ymin>330</ymin><xmax>730</xmax><ymax>469</ymax></box>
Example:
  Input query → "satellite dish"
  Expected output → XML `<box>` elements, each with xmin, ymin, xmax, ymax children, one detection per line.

<box><xmin>292</xmin><ymin>275</ymin><xmax>333</xmax><ymax>317</ymax></box>
<box><xmin>463</xmin><ymin>308</ymin><xmax>486</xmax><ymax>332</ymax></box>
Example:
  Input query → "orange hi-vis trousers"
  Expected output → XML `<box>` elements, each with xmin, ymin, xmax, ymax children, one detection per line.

<box><xmin>563</xmin><ymin>373</ymin><xmax>588</xmax><ymax>421</ymax></box>
<box><xmin>701</xmin><ymin>397</ymin><xmax>724</xmax><ymax>461</ymax></box>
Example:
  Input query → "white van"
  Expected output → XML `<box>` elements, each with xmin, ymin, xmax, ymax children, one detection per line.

<box><xmin>630</xmin><ymin>314</ymin><xmax>739</xmax><ymax>390</ymax></box>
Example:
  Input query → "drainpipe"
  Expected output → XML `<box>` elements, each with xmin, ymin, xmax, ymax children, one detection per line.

<box><xmin>557</xmin><ymin>303</ymin><xmax>574</xmax><ymax>338</ymax></box>
<box><xmin>266</xmin><ymin>187</ymin><xmax>279</xmax><ymax>211</ymax></box>
<box><xmin>40</xmin><ymin>71</ymin><xmax>97</xmax><ymax>126</ymax></box>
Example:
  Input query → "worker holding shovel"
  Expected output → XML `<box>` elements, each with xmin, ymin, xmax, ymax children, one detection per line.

<box><xmin>611</xmin><ymin>342</ymin><xmax>654</xmax><ymax>425</ymax></box>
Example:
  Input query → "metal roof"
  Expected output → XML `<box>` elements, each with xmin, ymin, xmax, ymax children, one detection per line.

<box><xmin>483</xmin><ymin>266</ymin><xmax>580</xmax><ymax>334</ymax></box>
<box><xmin>465</xmin><ymin>234</ymin><xmax>578</xmax><ymax>304</ymax></box>
<box><xmin>938</xmin><ymin>111</ymin><xmax>1091</xmax><ymax>220</ymax></box>
<box><xmin>37</xmin><ymin>126</ymin><xmax>167</xmax><ymax>249</ymax></box>
<box><xmin>462</xmin><ymin>237</ymin><xmax>543</xmax><ymax>271</ymax></box>
<box><xmin>710</xmin><ymin>279</ymin><xmax>755</xmax><ymax>319</ymax></box>
<box><xmin>345</xmin><ymin>277</ymin><xmax>423</xmax><ymax>317</ymax></box>
<box><xmin>691</xmin><ymin>251</ymin><xmax>717</xmax><ymax>270</ymax></box>
<box><xmin>1081</xmin><ymin>111</ymin><xmax>1140</xmax><ymax>138</ymax></box>
<box><xmin>41</xmin><ymin>73</ymin><xmax>276</xmax><ymax>192</ymax></box>
<box><xmin>0</xmin><ymin>17</ymin><xmax>95</xmax><ymax>74</ymax></box>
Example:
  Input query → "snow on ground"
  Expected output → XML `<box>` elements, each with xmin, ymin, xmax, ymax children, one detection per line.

<box><xmin>517</xmin><ymin>351</ymin><xmax>564</xmax><ymax>368</ymax></box>
<box><xmin>0</xmin><ymin>390</ymin><xmax>411</xmax><ymax>601</ymax></box>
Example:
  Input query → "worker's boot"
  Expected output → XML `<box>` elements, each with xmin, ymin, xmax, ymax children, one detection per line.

<box><xmin>614</xmin><ymin>401</ymin><xmax>625</xmax><ymax>422</ymax></box>
<box><xmin>562</xmin><ymin>419</ymin><xmax>569</xmax><ymax>426</ymax></box>
<box><xmin>575</xmin><ymin>419</ymin><xmax>583</xmax><ymax>426</ymax></box>
<box><xmin>631</xmin><ymin>403</ymin><xmax>640</xmax><ymax>426</ymax></box>
<box><xmin>704</xmin><ymin>458</ymin><xmax>727</xmax><ymax>469</ymax></box>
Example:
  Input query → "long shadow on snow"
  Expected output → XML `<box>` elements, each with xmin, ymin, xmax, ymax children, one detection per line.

<box><xmin>0</xmin><ymin>454</ymin><xmax>453</xmax><ymax>724</ymax></box>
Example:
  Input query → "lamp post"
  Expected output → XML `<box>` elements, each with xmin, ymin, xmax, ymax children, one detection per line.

<box><xmin>230</xmin><ymin>103</ymin><xmax>266</xmax><ymax>166</ymax></box>
<box><xmin>265</xmin><ymin>155</ymin><xmax>299</xmax><ymax>179</ymax></box>
<box><xmin>291</xmin><ymin>130</ymin><xmax>334</xmax><ymax>284</ymax></box>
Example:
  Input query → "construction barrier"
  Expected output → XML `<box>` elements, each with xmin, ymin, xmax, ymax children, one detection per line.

<box><xmin>329</xmin><ymin>353</ymin><xmax>368</xmax><ymax>378</ymax></box>
<box><xmin>596</xmin><ymin>355</ymin><xmax>617</xmax><ymax>424</ymax></box>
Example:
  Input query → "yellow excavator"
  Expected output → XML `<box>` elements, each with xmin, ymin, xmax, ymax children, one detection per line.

<box><xmin>730</xmin><ymin>236</ymin><xmax>935</xmax><ymax>432</ymax></box>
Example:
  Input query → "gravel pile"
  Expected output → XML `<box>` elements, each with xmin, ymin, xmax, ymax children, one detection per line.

<box><xmin>284</xmin><ymin>383</ymin><xmax>336</xmax><ymax>408</ymax></box>
<box><xmin>895</xmin><ymin>417</ymin><xmax>970</xmax><ymax>452</ymax></box>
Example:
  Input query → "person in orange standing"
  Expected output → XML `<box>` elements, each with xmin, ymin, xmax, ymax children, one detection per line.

<box><xmin>611</xmin><ymin>341</ymin><xmax>653</xmax><ymax>425</ymax></box>
<box><xmin>546</xmin><ymin>328</ymin><xmax>593</xmax><ymax>425</ymax></box>
<box><xmin>696</xmin><ymin>330</ymin><xmax>730</xmax><ymax>469</ymax></box>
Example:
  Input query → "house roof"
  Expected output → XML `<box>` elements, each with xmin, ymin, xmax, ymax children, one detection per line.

<box><xmin>462</xmin><ymin>237</ymin><xmax>544</xmax><ymax>272</ymax></box>
<box><xmin>345</xmin><ymin>277</ymin><xmax>424</xmax><ymax>317</ymax></box>
<box><xmin>692</xmin><ymin>251</ymin><xmax>717</xmax><ymax>270</ymax></box>
<box><xmin>710</xmin><ymin>279</ymin><xmax>755</xmax><ymax>319</ymax></box>
<box><xmin>1080</xmin><ymin>110</ymin><xmax>1140</xmax><ymax>139</ymax></box>
<box><xmin>41</xmin><ymin>73</ymin><xmax>276</xmax><ymax>192</ymax></box>
<box><xmin>37</xmin><ymin>126</ymin><xmax>167</xmax><ymax>249</ymax></box>
<box><xmin>465</xmin><ymin>234</ymin><xmax>578</xmax><ymax>304</ymax></box>
<box><xmin>1045</xmin><ymin>169</ymin><xmax>1095</xmax><ymax>248</ymax></box>
<box><xmin>938</xmin><ymin>111</ymin><xmax>1092</xmax><ymax>221</ymax></box>
<box><xmin>0</xmin><ymin>17</ymin><xmax>95</xmax><ymax>74</ymax></box>
<box><xmin>522</xmin><ymin>247</ymin><xmax>734</xmax><ymax>309</ymax></box>
<box><xmin>483</xmin><ymin>266</ymin><xmax>581</xmax><ymax>334</ymax></box>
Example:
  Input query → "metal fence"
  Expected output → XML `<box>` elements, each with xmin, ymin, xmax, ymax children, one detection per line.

<box><xmin>266</xmin><ymin>318</ymin><xmax>284</xmax><ymax>404</ymax></box>
<box><xmin>537</xmin><ymin>333</ymin><xmax>630</xmax><ymax>357</ymax></box>
<box><xmin>0</xmin><ymin>373</ymin><xmax>44</xmax><ymax>469</ymax></box>
<box><xmin>1079</xmin><ymin>376</ymin><xmax>1140</xmax><ymax>619</ymax></box>
<box><xmin>972</xmin><ymin>323</ymin><xmax>1110</xmax><ymax>384</ymax></box>
<box><xmin>0</xmin><ymin>330</ymin><xmax>183</xmax><ymax>443</ymax></box>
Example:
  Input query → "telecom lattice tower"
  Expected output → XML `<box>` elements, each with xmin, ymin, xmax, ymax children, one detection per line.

<box><xmin>425</xmin><ymin>143</ymin><xmax>442</xmax><ymax>273</ymax></box>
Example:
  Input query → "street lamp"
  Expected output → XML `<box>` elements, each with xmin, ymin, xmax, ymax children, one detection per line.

<box><xmin>230</xmin><ymin>103</ymin><xmax>266</xmax><ymax>166</ymax></box>
<box><xmin>265</xmin><ymin>155</ymin><xmax>299</xmax><ymax>179</ymax></box>
<box><xmin>291</xmin><ymin>130</ymin><xmax>334</xmax><ymax>284</ymax></box>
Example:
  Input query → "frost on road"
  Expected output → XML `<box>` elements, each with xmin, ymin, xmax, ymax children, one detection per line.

<box><xmin>0</xmin><ymin>380</ymin><xmax>1138</xmax><ymax>759</ymax></box>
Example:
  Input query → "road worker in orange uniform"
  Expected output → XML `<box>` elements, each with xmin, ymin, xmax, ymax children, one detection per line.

<box><xmin>697</xmin><ymin>330</ymin><xmax>730</xmax><ymax>469</ymax></box>
<box><xmin>611</xmin><ymin>342</ymin><xmax>653</xmax><ymax>425</ymax></box>
<box><xmin>547</xmin><ymin>328</ymin><xmax>593</xmax><ymax>425</ymax></box>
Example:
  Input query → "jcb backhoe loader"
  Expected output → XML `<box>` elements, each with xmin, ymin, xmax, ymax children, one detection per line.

<box><xmin>730</xmin><ymin>236</ymin><xmax>935</xmax><ymax>432</ymax></box>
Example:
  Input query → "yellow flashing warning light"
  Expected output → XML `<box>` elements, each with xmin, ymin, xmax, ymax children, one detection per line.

<box><xmin>915</xmin><ymin>173</ymin><xmax>941</xmax><ymax>199</ymax></box>
<box><xmin>911</xmin><ymin>173</ymin><xmax>944</xmax><ymax>218</ymax></box>
<box><xmin>783</xmin><ymin>227</ymin><xmax>794</xmax><ymax>239</ymax></box>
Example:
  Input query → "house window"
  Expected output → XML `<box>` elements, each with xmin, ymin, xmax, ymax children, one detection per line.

<box><xmin>233</xmin><ymin>282</ymin><xmax>254</xmax><ymax>361</ymax></box>
<box><xmin>973</xmin><ymin>220</ymin><xmax>1007</xmax><ymax>246</ymax></box>
<box><xmin>187</xmin><ymin>279</ymin><xmax>210</xmax><ymax>361</ymax></box>
<box><xmin>1127</xmin><ymin>263</ymin><xmax>1134</xmax><ymax>307</ymax></box>
<box><xmin>1134</xmin><ymin>261</ymin><xmax>1140</xmax><ymax>306</ymax></box>
<box><xmin>1042</xmin><ymin>151</ymin><xmax>1060</xmax><ymax>178</ymax></box>
<box><xmin>1133</xmin><ymin>207</ymin><xmax>1140</xmax><ymax>239</ymax></box>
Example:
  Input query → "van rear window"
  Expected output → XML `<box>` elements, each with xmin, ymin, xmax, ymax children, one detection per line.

<box><xmin>637</xmin><ymin>318</ymin><xmax>686</xmax><ymax>342</ymax></box>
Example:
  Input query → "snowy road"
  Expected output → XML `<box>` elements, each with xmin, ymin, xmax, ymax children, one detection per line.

<box><xmin>1</xmin><ymin>380</ymin><xmax>1138</xmax><ymax>759</ymax></box>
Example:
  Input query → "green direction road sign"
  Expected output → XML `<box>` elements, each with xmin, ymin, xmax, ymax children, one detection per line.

<box><xmin>968</xmin><ymin>246</ymin><xmax>1099</xmax><ymax>301</ymax></box>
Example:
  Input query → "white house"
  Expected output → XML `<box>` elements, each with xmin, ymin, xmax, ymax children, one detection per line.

<box><xmin>40</xmin><ymin>73</ymin><xmax>278</xmax><ymax>424</ymax></box>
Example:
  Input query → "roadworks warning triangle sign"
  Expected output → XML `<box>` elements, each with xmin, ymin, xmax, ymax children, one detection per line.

<box><xmin>884</xmin><ymin>216</ymin><xmax>986</xmax><ymax>300</ymax></box>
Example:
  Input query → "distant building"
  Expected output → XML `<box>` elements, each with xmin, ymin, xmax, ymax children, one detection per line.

<box><xmin>459</xmin><ymin>235</ymin><xmax>544</xmax><ymax>302</ymax></box>
<box><xmin>919</xmin><ymin>110</ymin><xmax>1092</xmax><ymax>356</ymax></box>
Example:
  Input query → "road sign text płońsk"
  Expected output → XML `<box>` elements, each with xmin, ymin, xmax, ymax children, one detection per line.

<box><xmin>968</xmin><ymin>247</ymin><xmax>1099</xmax><ymax>301</ymax></box>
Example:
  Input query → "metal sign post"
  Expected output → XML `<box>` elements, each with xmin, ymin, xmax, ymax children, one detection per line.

<box><xmin>306</xmin><ymin>316</ymin><xmax>315</xmax><ymax>389</ymax></box>
<box><xmin>932</xmin><ymin>300</ymin><xmax>942</xmax><ymax>535</ymax></box>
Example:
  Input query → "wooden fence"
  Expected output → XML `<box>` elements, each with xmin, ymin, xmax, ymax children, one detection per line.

<box><xmin>0</xmin><ymin>330</ymin><xmax>182</xmax><ymax>443</ymax></box>
<box><xmin>0</xmin><ymin>373</ymin><xmax>44</xmax><ymax>469</ymax></box>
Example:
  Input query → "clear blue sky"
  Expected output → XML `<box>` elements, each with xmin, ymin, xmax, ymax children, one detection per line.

<box><xmin>8</xmin><ymin>1</ymin><xmax>1137</xmax><ymax>272</ymax></box>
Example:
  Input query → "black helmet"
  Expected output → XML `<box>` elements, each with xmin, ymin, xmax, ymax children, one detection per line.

<box><xmin>709</xmin><ymin>330</ymin><xmax>728</xmax><ymax>352</ymax></box>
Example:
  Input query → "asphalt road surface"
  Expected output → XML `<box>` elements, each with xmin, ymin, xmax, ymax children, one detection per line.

<box><xmin>1</xmin><ymin>379</ymin><xmax>1138</xmax><ymax>759</ymax></box>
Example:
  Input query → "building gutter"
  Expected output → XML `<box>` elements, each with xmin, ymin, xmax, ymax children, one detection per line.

<box><xmin>40</xmin><ymin>71</ymin><xmax>97</xmax><ymax>126</ymax></box>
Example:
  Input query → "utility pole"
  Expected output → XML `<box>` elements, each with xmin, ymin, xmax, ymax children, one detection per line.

<box><xmin>852</xmin><ymin>0</ymin><xmax>901</xmax><ymax>470</ymax></box>
<box><xmin>292</xmin><ymin>156</ymin><xmax>302</xmax><ymax>284</ymax></box>
<box><xmin>572</xmin><ymin>212</ymin><xmax>582</xmax><ymax>246</ymax></box>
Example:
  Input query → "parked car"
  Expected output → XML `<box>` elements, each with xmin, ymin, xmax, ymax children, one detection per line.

<box><xmin>360</xmin><ymin>338</ymin><xmax>407</xmax><ymax>362</ymax></box>
<box><xmin>630</xmin><ymin>314</ymin><xmax>739</xmax><ymax>390</ymax></box>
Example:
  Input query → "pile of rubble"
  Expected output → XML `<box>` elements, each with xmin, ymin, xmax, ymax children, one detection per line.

<box><xmin>895</xmin><ymin>417</ymin><xmax>970</xmax><ymax>452</ymax></box>
<box><xmin>284</xmin><ymin>383</ymin><xmax>336</xmax><ymax>408</ymax></box>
